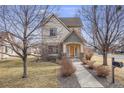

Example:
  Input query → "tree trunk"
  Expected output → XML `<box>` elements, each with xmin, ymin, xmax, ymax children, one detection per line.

<box><xmin>103</xmin><ymin>51</ymin><xmax>108</xmax><ymax>65</ymax></box>
<box><xmin>22</xmin><ymin>56</ymin><xmax>28</xmax><ymax>78</ymax></box>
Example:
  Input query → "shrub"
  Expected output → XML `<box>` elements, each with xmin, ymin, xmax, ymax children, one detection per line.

<box><xmin>95</xmin><ymin>65</ymin><xmax>110</xmax><ymax>77</ymax></box>
<box><xmin>81</xmin><ymin>59</ymin><xmax>88</xmax><ymax>65</ymax></box>
<box><xmin>84</xmin><ymin>47</ymin><xmax>93</xmax><ymax>60</ymax></box>
<box><xmin>87</xmin><ymin>61</ymin><xmax>95</xmax><ymax>69</ymax></box>
<box><xmin>60</xmin><ymin>56</ymin><xmax>76</xmax><ymax>77</ymax></box>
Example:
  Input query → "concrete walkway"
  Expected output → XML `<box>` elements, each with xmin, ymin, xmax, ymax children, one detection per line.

<box><xmin>74</xmin><ymin>62</ymin><xmax>104</xmax><ymax>88</ymax></box>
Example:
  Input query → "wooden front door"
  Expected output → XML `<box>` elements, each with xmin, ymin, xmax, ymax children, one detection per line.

<box><xmin>70</xmin><ymin>45</ymin><xmax>74</xmax><ymax>58</ymax></box>
<box><xmin>66</xmin><ymin>44</ymin><xmax>80</xmax><ymax>58</ymax></box>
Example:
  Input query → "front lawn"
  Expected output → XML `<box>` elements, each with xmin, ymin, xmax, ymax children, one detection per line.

<box><xmin>0</xmin><ymin>58</ymin><xmax>60</xmax><ymax>88</ymax></box>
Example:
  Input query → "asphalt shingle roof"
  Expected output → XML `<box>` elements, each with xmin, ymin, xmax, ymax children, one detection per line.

<box><xmin>59</xmin><ymin>17</ymin><xmax>82</xmax><ymax>27</ymax></box>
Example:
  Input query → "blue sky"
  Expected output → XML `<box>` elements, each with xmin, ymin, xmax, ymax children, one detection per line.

<box><xmin>57</xmin><ymin>5</ymin><xmax>81</xmax><ymax>17</ymax></box>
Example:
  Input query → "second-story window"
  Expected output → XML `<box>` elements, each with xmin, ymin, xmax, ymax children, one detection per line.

<box><xmin>50</xmin><ymin>28</ymin><xmax>57</xmax><ymax>36</ymax></box>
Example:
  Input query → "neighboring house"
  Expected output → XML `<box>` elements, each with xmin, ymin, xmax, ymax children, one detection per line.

<box><xmin>41</xmin><ymin>14</ymin><xmax>85</xmax><ymax>60</ymax></box>
<box><xmin>0</xmin><ymin>32</ymin><xmax>16</xmax><ymax>60</ymax></box>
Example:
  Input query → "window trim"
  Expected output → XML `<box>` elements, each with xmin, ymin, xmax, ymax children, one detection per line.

<box><xmin>49</xmin><ymin>28</ymin><xmax>57</xmax><ymax>37</ymax></box>
<box><xmin>5</xmin><ymin>46</ymin><xmax>8</xmax><ymax>53</ymax></box>
<box><xmin>48</xmin><ymin>45</ymin><xmax>58</xmax><ymax>54</ymax></box>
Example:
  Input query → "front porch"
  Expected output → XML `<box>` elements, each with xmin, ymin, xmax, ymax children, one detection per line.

<box><xmin>63</xmin><ymin>42</ymin><xmax>84</xmax><ymax>59</ymax></box>
<box><xmin>62</xmin><ymin>30</ymin><xmax>85</xmax><ymax>60</ymax></box>
<box><xmin>66</xmin><ymin>44</ymin><xmax>80</xmax><ymax>58</ymax></box>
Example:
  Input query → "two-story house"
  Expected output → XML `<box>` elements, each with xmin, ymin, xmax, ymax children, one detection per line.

<box><xmin>41</xmin><ymin>14</ymin><xmax>85</xmax><ymax>60</ymax></box>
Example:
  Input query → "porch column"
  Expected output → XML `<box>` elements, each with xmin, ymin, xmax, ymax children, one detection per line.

<box><xmin>81</xmin><ymin>44</ymin><xmax>84</xmax><ymax>53</ymax></box>
<box><xmin>80</xmin><ymin>44</ymin><xmax>84</xmax><ymax>61</ymax></box>
<box><xmin>63</xmin><ymin>43</ymin><xmax>66</xmax><ymax>54</ymax></box>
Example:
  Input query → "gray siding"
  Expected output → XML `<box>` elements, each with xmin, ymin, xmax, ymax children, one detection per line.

<box><xmin>64</xmin><ymin>32</ymin><xmax>82</xmax><ymax>43</ymax></box>
<box><xmin>42</xmin><ymin>16</ymin><xmax>70</xmax><ymax>44</ymax></box>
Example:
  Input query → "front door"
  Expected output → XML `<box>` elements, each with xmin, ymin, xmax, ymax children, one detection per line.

<box><xmin>66</xmin><ymin>44</ymin><xmax>80</xmax><ymax>58</ymax></box>
<box><xmin>70</xmin><ymin>45</ymin><xmax>74</xmax><ymax>58</ymax></box>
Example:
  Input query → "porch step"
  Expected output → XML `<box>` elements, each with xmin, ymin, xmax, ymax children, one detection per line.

<box><xmin>73</xmin><ymin>58</ymin><xmax>80</xmax><ymax>62</ymax></box>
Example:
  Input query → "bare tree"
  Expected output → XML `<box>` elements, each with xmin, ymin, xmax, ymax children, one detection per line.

<box><xmin>78</xmin><ymin>5</ymin><xmax>124</xmax><ymax>65</ymax></box>
<box><xmin>0</xmin><ymin>5</ymin><xmax>56</xmax><ymax>78</ymax></box>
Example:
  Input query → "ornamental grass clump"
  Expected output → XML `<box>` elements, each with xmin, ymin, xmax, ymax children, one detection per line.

<box><xmin>81</xmin><ymin>58</ymin><xmax>88</xmax><ymax>65</ymax></box>
<box><xmin>82</xmin><ymin>47</ymin><xmax>94</xmax><ymax>66</ymax></box>
<box><xmin>60</xmin><ymin>56</ymin><xmax>76</xmax><ymax>77</ymax></box>
<box><xmin>95</xmin><ymin>65</ymin><xmax>110</xmax><ymax>77</ymax></box>
<box><xmin>87</xmin><ymin>61</ymin><xmax>95</xmax><ymax>69</ymax></box>
<box><xmin>84</xmin><ymin>47</ymin><xmax>94</xmax><ymax>60</ymax></box>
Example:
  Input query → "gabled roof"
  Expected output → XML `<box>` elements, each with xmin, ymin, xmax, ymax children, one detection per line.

<box><xmin>0</xmin><ymin>32</ymin><xmax>15</xmax><ymax>44</ymax></box>
<box><xmin>60</xmin><ymin>17</ymin><xmax>82</xmax><ymax>27</ymax></box>
<box><xmin>62</xmin><ymin>30</ymin><xmax>86</xmax><ymax>43</ymax></box>
<box><xmin>42</xmin><ymin>14</ymin><xmax>71</xmax><ymax>32</ymax></box>
<box><xmin>42</xmin><ymin>14</ymin><xmax>86</xmax><ymax>44</ymax></box>
<box><xmin>0</xmin><ymin>32</ymin><xmax>9</xmax><ymax>42</ymax></box>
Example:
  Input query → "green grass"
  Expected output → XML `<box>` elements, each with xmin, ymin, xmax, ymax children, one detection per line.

<box><xmin>0</xmin><ymin>58</ymin><xmax>60</xmax><ymax>88</ymax></box>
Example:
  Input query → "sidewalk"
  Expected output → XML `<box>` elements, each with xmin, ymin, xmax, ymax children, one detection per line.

<box><xmin>74</xmin><ymin>62</ymin><xmax>104</xmax><ymax>88</ymax></box>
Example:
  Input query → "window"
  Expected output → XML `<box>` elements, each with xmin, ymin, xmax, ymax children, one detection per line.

<box><xmin>48</xmin><ymin>46</ymin><xmax>58</xmax><ymax>54</ymax></box>
<box><xmin>50</xmin><ymin>28</ymin><xmax>57</xmax><ymax>36</ymax></box>
<box><xmin>5</xmin><ymin>46</ymin><xmax>8</xmax><ymax>53</ymax></box>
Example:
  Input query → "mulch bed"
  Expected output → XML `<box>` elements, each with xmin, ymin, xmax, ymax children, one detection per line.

<box><xmin>57</xmin><ymin>74</ymin><xmax>81</xmax><ymax>88</ymax></box>
<box><xmin>84</xmin><ymin>65</ymin><xmax>124</xmax><ymax>88</ymax></box>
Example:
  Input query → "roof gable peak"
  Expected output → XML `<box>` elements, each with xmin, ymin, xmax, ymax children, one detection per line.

<box><xmin>42</xmin><ymin>14</ymin><xmax>71</xmax><ymax>32</ymax></box>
